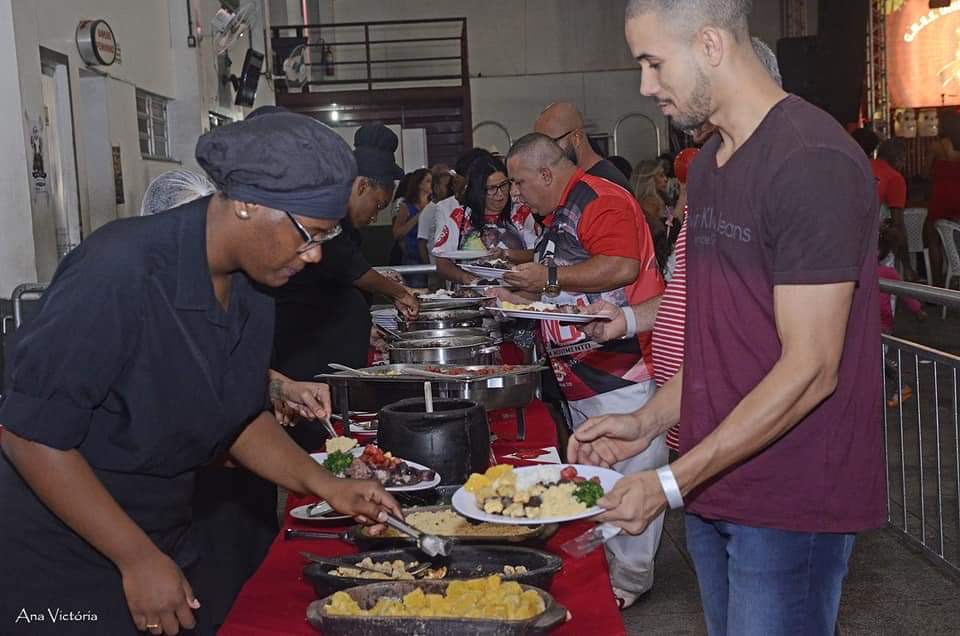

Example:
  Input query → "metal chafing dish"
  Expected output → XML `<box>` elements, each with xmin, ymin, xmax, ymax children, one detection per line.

<box><xmin>387</xmin><ymin>335</ymin><xmax>497</xmax><ymax>365</ymax></box>
<box><xmin>317</xmin><ymin>365</ymin><xmax>543</xmax><ymax>440</ymax></box>
<box><xmin>397</xmin><ymin>328</ymin><xmax>494</xmax><ymax>341</ymax></box>
<box><xmin>400</xmin><ymin>309</ymin><xmax>485</xmax><ymax>331</ymax></box>
<box><xmin>415</xmin><ymin>296</ymin><xmax>494</xmax><ymax>312</ymax></box>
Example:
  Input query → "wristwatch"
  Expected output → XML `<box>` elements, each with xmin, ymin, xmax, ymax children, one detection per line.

<box><xmin>543</xmin><ymin>260</ymin><xmax>560</xmax><ymax>297</ymax></box>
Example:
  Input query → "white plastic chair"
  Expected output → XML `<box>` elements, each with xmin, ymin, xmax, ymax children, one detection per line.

<box><xmin>936</xmin><ymin>219</ymin><xmax>960</xmax><ymax>318</ymax></box>
<box><xmin>903</xmin><ymin>208</ymin><xmax>932</xmax><ymax>283</ymax></box>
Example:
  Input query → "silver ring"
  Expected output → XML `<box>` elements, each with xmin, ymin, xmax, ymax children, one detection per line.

<box><xmin>146</xmin><ymin>624</ymin><xmax>160</xmax><ymax>629</ymax></box>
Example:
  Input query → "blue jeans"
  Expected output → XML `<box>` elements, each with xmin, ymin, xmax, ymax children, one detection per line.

<box><xmin>685</xmin><ymin>513</ymin><xmax>855</xmax><ymax>636</ymax></box>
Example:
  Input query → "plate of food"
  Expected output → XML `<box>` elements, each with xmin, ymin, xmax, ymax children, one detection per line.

<box><xmin>489</xmin><ymin>300</ymin><xmax>609</xmax><ymax>324</ymax></box>
<box><xmin>461</xmin><ymin>259</ymin><xmax>513</xmax><ymax>281</ymax></box>
<box><xmin>452</xmin><ymin>464</ymin><xmax>622</xmax><ymax>525</ymax></box>
<box><xmin>312</xmin><ymin>438</ymin><xmax>441</xmax><ymax>492</ymax></box>
<box><xmin>432</xmin><ymin>249</ymin><xmax>489</xmax><ymax>260</ymax></box>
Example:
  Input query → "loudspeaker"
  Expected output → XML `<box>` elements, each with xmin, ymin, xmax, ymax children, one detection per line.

<box><xmin>776</xmin><ymin>36</ymin><xmax>818</xmax><ymax>103</ymax></box>
<box><xmin>814</xmin><ymin>0</ymin><xmax>868</xmax><ymax>126</ymax></box>
<box><xmin>776</xmin><ymin>1</ymin><xmax>868</xmax><ymax>127</ymax></box>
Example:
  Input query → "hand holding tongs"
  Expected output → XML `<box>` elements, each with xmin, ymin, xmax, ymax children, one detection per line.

<box><xmin>382</xmin><ymin>514</ymin><xmax>453</xmax><ymax>557</ymax></box>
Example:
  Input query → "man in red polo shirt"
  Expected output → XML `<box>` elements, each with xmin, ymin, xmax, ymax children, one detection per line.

<box><xmin>500</xmin><ymin>133</ymin><xmax>664</xmax><ymax>605</ymax></box>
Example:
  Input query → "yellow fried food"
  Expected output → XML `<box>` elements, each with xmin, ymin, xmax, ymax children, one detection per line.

<box><xmin>324</xmin><ymin>575</ymin><xmax>546</xmax><ymax>620</ymax></box>
<box><xmin>464</xmin><ymin>473</ymin><xmax>490</xmax><ymax>493</ymax></box>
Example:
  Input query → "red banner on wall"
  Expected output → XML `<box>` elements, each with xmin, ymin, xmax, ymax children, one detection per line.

<box><xmin>886</xmin><ymin>0</ymin><xmax>960</xmax><ymax>108</ymax></box>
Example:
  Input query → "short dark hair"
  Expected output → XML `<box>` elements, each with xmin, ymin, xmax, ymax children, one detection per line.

<box><xmin>626</xmin><ymin>0</ymin><xmax>752</xmax><ymax>40</ymax></box>
<box><xmin>851</xmin><ymin>127</ymin><xmax>880</xmax><ymax>158</ymax></box>
<box><xmin>877</xmin><ymin>138</ymin><xmax>906</xmax><ymax>168</ymax></box>
<box><xmin>506</xmin><ymin>133</ymin><xmax>568</xmax><ymax>169</ymax></box>
<box><xmin>365</xmin><ymin>176</ymin><xmax>395</xmax><ymax>195</ymax></box>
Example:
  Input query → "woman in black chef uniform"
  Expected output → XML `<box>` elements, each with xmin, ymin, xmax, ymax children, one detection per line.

<box><xmin>0</xmin><ymin>111</ymin><xmax>402</xmax><ymax>635</ymax></box>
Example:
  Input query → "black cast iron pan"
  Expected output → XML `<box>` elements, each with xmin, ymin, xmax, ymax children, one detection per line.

<box><xmin>303</xmin><ymin>544</ymin><xmax>563</xmax><ymax>598</ymax></box>
<box><xmin>306</xmin><ymin>579</ymin><xmax>568</xmax><ymax>635</ymax></box>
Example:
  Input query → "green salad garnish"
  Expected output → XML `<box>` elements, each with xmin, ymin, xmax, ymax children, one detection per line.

<box><xmin>573</xmin><ymin>481</ymin><xmax>604</xmax><ymax>508</ymax></box>
<box><xmin>323</xmin><ymin>450</ymin><xmax>354</xmax><ymax>476</ymax></box>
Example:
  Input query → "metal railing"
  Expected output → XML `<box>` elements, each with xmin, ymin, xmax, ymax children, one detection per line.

<box><xmin>271</xmin><ymin>18</ymin><xmax>468</xmax><ymax>93</ymax></box>
<box><xmin>881</xmin><ymin>279</ymin><xmax>960</xmax><ymax>572</ymax></box>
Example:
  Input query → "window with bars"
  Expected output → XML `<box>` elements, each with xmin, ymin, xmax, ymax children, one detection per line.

<box><xmin>136</xmin><ymin>90</ymin><xmax>171</xmax><ymax>160</ymax></box>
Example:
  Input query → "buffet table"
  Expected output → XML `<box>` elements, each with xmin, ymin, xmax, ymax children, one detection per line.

<box><xmin>220</xmin><ymin>401</ymin><xmax>626</xmax><ymax>635</ymax></box>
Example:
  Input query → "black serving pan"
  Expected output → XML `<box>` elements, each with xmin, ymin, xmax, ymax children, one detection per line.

<box><xmin>304</xmin><ymin>545</ymin><xmax>563</xmax><ymax>598</ymax></box>
<box><xmin>353</xmin><ymin>505</ymin><xmax>558</xmax><ymax>550</ymax></box>
<box><xmin>284</xmin><ymin>505</ymin><xmax>558</xmax><ymax>550</ymax></box>
<box><xmin>306</xmin><ymin>579</ymin><xmax>567</xmax><ymax>635</ymax></box>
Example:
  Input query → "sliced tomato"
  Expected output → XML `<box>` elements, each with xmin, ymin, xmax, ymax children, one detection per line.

<box><xmin>560</xmin><ymin>466</ymin><xmax>578</xmax><ymax>481</ymax></box>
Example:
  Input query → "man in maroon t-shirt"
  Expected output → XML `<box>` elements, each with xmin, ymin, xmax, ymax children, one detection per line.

<box><xmin>569</xmin><ymin>2</ymin><xmax>883</xmax><ymax>634</ymax></box>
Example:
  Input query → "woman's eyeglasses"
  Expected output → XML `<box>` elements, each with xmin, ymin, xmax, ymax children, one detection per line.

<box><xmin>285</xmin><ymin>212</ymin><xmax>343</xmax><ymax>253</ymax></box>
<box><xmin>485</xmin><ymin>180</ymin><xmax>512</xmax><ymax>197</ymax></box>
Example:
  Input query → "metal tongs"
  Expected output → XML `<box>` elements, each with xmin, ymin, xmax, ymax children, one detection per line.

<box><xmin>559</xmin><ymin>523</ymin><xmax>623</xmax><ymax>559</ymax></box>
<box><xmin>383</xmin><ymin>514</ymin><xmax>453</xmax><ymax>557</ymax></box>
<box><xmin>374</xmin><ymin>323</ymin><xmax>404</xmax><ymax>341</ymax></box>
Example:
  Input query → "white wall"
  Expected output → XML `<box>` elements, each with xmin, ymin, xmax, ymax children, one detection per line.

<box><xmin>0</xmin><ymin>0</ymin><xmax>38</xmax><ymax>296</ymax></box>
<box><xmin>1</xmin><ymin>0</ymin><xmax>276</xmax><ymax>291</ymax></box>
<box><xmin>290</xmin><ymin>0</ymin><xmax>669</xmax><ymax>164</ymax></box>
<box><xmin>290</xmin><ymin>0</ymin><xmax>784</xmax><ymax>165</ymax></box>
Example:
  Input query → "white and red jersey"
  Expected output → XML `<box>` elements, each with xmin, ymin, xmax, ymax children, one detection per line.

<box><xmin>651</xmin><ymin>211</ymin><xmax>687</xmax><ymax>452</ymax></box>
<box><xmin>433</xmin><ymin>201</ymin><xmax>540</xmax><ymax>253</ymax></box>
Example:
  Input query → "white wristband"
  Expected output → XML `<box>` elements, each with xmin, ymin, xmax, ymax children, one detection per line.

<box><xmin>656</xmin><ymin>465</ymin><xmax>684</xmax><ymax>509</ymax></box>
<box><xmin>621</xmin><ymin>305</ymin><xmax>638</xmax><ymax>339</ymax></box>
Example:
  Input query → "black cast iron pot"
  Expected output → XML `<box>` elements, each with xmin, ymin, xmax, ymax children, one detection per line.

<box><xmin>377</xmin><ymin>398</ymin><xmax>490</xmax><ymax>486</ymax></box>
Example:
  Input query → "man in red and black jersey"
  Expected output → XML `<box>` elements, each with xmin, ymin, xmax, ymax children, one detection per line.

<box><xmin>499</xmin><ymin>133</ymin><xmax>666</xmax><ymax>604</ymax></box>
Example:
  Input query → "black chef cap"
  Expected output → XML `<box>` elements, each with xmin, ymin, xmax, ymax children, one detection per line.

<box><xmin>353</xmin><ymin>124</ymin><xmax>404</xmax><ymax>182</ymax></box>
<box><xmin>196</xmin><ymin>111</ymin><xmax>356</xmax><ymax>219</ymax></box>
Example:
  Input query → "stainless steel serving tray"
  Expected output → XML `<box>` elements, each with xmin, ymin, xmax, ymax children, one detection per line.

<box><xmin>387</xmin><ymin>336</ymin><xmax>498</xmax><ymax>365</ymax></box>
<box><xmin>318</xmin><ymin>365</ymin><xmax>543</xmax><ymax>413</ymax></box>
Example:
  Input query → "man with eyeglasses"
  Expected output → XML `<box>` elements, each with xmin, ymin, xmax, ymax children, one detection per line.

<box><xmin>270</xmin><ymin>124</ymin><xmax>419</xmax><ymax>453</ymax></box>
<box><xmin>535</xmin><ymin>102</ymin><xmax>633</xmax><ymax>192</ymax></box>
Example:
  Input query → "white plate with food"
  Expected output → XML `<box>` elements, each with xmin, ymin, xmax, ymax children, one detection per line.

<box><xmin>461</xmin><ymin>263</ymin><xmax>512</xmax><ymax>281</ymax></box>
<box><xmin>432</xmin><ymin>249</ymin><xmax>489</xmax><ymax>260</ymax></box>
<box><xmin>451</xmin><ymin>464</ymin><xmax>622</xmax><ymax>525</ymax></box>
<box><xmin>489</xmin><ymin>301</ymin><xmax>609</xmax><ymax>324</ymax></box>
<box><xmin>311</xmin><ymin>438</ymin><xmax>441</xmax><ymax>492</ymax></box>
<box><xmin>289</xmin><ymin>501</ymin><xmax>352</xmax><ymax>522</ymax></box>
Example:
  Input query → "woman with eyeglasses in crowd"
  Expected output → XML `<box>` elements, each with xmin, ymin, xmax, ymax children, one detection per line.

<box><xmin>433</xmin><ymin>155</ymin><xmax>541</xmax><ymax>285</ymax></box>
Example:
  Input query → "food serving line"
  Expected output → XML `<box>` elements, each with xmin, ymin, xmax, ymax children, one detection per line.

<box><xmin>220</xmin><ymin>404</ymin><xmax>626</xmax><ymax>635</ymax></box>
<box><xmin>222</xmin><ymin>266</ymin><xmax>626</xmax><ymax>634</ymax></box>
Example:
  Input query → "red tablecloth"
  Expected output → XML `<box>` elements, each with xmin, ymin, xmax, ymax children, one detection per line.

<box><xmin>220</xmin><ymin>401</ymin><xmax>625</xmax><ymax>636</ymax></box>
